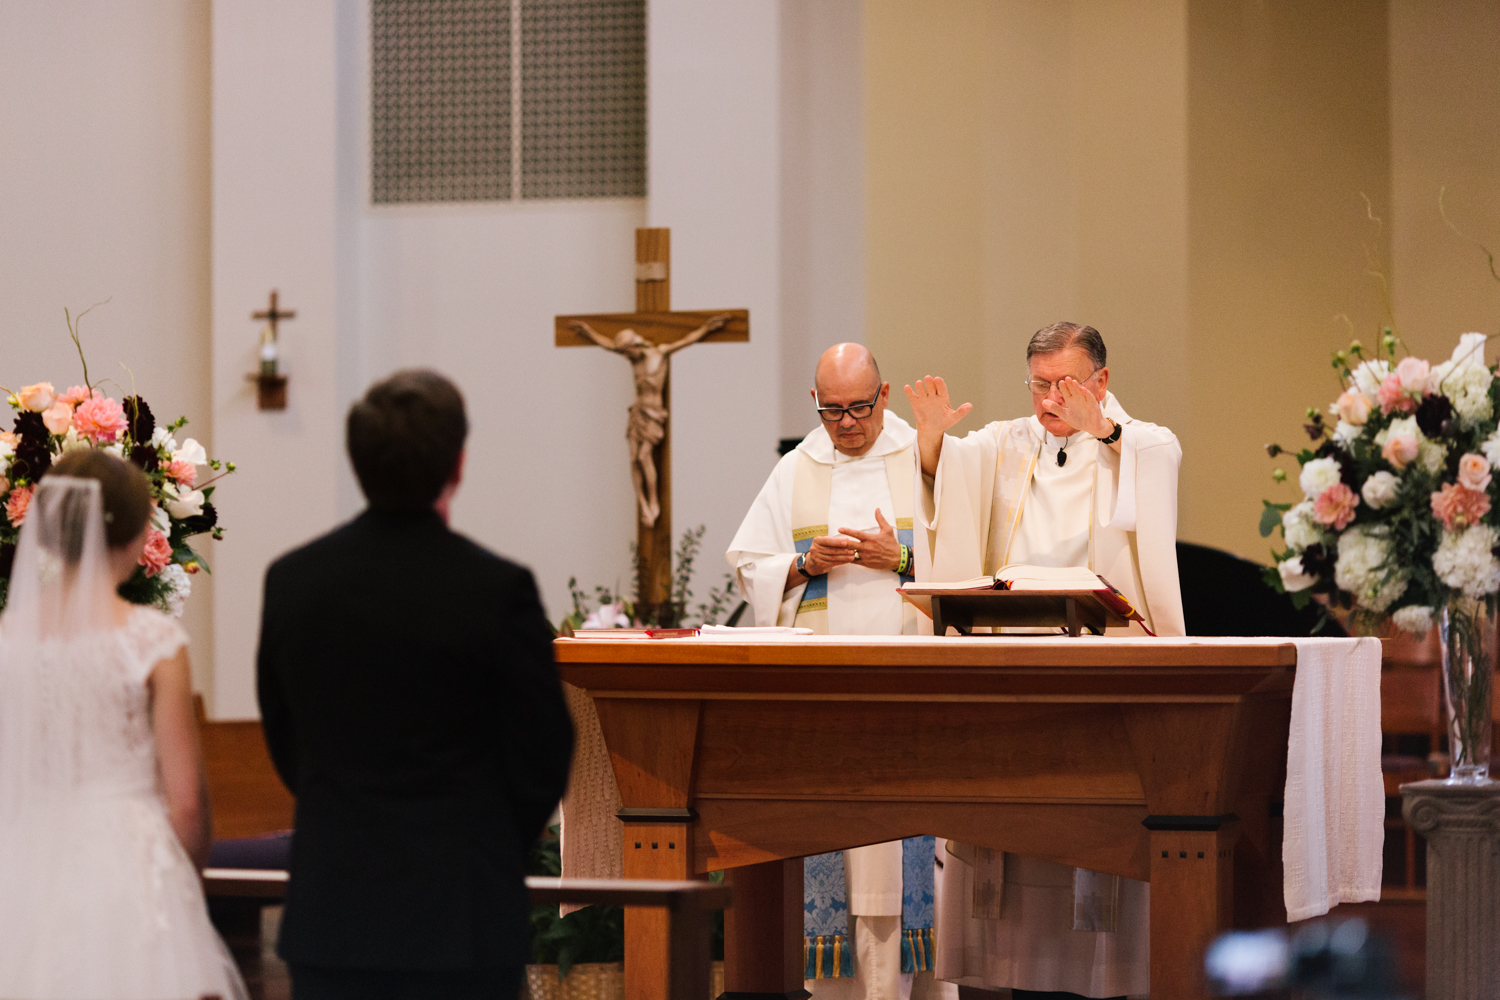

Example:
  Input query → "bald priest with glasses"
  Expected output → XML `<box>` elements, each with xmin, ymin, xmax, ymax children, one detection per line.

<box><xmin>906</xmin><ymin>321</ymin><xmax>1184</xmax><ymax>1000</ymax></box>
<box><xmin>727</xmin><ymin>343</ymin><xmax>930</xmax><ymax>1000</ymax></box>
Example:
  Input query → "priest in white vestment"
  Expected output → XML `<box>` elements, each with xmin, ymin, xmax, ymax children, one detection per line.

<box><xmin>727</xmin><ymin>344</ymin><xmax>941</xmax><ymax>1000</ymax></box>
<box><xmin>906</xmin><ymin>322</ymin><xmax>1185</xmax><ymax>1000</ymax></box>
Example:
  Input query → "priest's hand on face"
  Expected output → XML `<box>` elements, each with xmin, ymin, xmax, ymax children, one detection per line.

<box><xmin>837</xmin><ymin>509</ymin><xmax>902</xmax><ymax>572</ymax></box>
<box><xmin>904</xmin><ymin>376</ymin><xmax>972</xmax><ymax>478</ymax></box>
<box><xmin>1042</xmin><ymin>376</ymin><xmax>1114</xmax><ymax>438</ymax></box>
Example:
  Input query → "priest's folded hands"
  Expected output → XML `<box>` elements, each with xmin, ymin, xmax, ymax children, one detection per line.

<box><xmin>785</xmin><ymin>509</ymin><xmax>902</xmax><ymax>590</ymax></box>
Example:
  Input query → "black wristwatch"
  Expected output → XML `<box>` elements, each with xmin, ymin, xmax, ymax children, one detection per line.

<box><xmin>795</xmin><ymin>552</ymin><xmax>813</xmax><ymax>578</ymax></box>
<box><xmin>1095</xmin><ymin>420</ymin><xmax>1123</xmax><ymax>445</ymax></box>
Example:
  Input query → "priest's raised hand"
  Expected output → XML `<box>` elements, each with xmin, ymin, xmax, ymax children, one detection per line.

<box><xmin>905</xmin><ymin>375</ymin><xmax>973</xmax><ymax>478</ymax></box>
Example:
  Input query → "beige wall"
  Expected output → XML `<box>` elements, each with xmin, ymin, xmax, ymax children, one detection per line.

<box><xmin>0</xmin><ymin>1</ymin><xmax>214</xmax><ymax>694</ymax></box>
<box><xmin>865</xmin><ymin>0</ymin><xmax>1436</xmax><ymax>566</ymax></box>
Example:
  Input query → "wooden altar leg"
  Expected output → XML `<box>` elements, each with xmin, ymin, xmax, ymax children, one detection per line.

<box><xmin>624</xmin><ymin>824</ymin><xmax>693</xmax><ymax>1000</ymax></box>
<box><xmin>1147</xmin><ymin>822</ymin><xmax>1238</xmax><ymax>1000</ymax></box>
<box><xmin>722</xmin><ymin>858</ymin><xmax>809</xmax><ymax>1000</ymax></box>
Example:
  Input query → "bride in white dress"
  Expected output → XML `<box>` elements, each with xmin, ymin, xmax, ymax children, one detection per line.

<box><xmin>0</xmin><ymin>451</ymin><xmax>247</xmax><ymax>1000</ymax></box>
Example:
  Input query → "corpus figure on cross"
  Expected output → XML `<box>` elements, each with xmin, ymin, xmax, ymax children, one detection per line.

<box><xmin>568</xmin><ymin>312</ymin><xmax>732</xmax><ymax>527</ymax></box>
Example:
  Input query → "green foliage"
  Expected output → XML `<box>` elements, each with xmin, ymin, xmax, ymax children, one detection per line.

<box><xmin>561</xmin><ymin>525</ymin><xmax>741</xmax><ymax>632</ymax></box>
<box><xmin>528</xmin><ymin>826</ymin><xmax>625</xmax><ymax>976</ymax></box>
<box><xmin>1260</xmin><ymin>501</ymin><xmax>1292</xmax><ymax>538</ymax></box>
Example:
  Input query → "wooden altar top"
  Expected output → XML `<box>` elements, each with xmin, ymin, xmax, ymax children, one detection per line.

<box><xmin>553</xmin><ymin>634</ymin><xmax>1299</xmax><ymax>698</ymax></box>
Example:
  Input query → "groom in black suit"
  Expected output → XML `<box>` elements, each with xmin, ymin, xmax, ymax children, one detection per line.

<box><xmin>257</xmin><ymin>370</ymin><xmax>574</xmax><ymax>1000</ymax></box>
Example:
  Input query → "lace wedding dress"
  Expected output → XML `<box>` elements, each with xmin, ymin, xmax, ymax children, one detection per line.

<box><xmin>0</xmin><ymin>477</ymin><xmax>247</xmax><ymax>1000</ymax></box>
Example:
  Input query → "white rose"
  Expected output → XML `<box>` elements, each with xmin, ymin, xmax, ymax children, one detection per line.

<box><xmin>162</xmin><ymin>482</ymin><xmax>205</xmax><ymax>519</ymax></box>
<box><xmin>149</xmin><ymin>427</ymin><xmax>172</xmax><ymax>448</ymax></box>
<box><xmin>149</xmin><ymin>504</ymin><xmax>170</xmax><ymax>534</ymax></box>
<box><xmin>102</xmin><ymin>442</ymin><xmax>124</xmax><ymax>459</ymax></box>
<box><xmin>1278</xmin><ymin>556</ymin><xmax>1317</xmax><ymax>592</ymax></box>
<box><xmin>1282</xmin><ymin>501</ymin><xmax>1324</xmax><ymax>551</ymax></box>
<box><xmin>1299</xmin><ymin>457</ymin><xmax>1343</xmax><ymax>499</ymax></box>
<box><xmin>172</xmin><ymin>437</ymin><xmax>208</xmax><ymax>466</ymax></box>
<box><xmin>1392</xmin><ymin>605</ymin><xmax>1434</xmax><ymax>637</ymax></box>
<box><xmin>1360</xmin><ymin>471</ymin><xmax>1400</xmax><ymax>509</ymax></box>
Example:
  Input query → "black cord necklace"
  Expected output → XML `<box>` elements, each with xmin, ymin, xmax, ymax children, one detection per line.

<box><xmin>1055</xmin><ymin>431</ymin><xmax>1078</xmax><ymax>467</ymax></box>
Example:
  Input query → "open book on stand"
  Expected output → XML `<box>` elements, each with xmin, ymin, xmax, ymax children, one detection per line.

<box><xmin>899</xmin><ymin>565</ymin><xmax>1152</xmax><ymax>636</ymax></box>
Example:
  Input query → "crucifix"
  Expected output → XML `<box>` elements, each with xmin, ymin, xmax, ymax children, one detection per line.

<box><xmin>556</xmin><ymin>228</ymin><xmax>749</xmax><ymax>619</ymax></box>
<box><xmin>249</xmin><ymin>289</ymin><xmax>296</xmax><ymax>411</ymax></box>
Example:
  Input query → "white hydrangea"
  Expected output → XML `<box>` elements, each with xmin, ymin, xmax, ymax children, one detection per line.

<box><xmin>1483</xmin><ymin>429</ymin><xmax>1500</xmax><ymax>470</ymax></box>
<box><xmin>1392</xmin><ymin>605</ymin><xmax>1434</xmax><ymax>637</ymax></box>
<box><xmin>1351</xmin><ymin>359</ymin><xmax>1392</xmax><ymax>400</ymax></box>
<box><xmin>158</xmin><ymin>563</ymin><xmax>191</xmax><ymax>618</ymax></box>
<box><xmin>1430</xmin><ymin>332</ymin><xmax>1494</xmax><ymax>427</ymax></box>
<box><xmin>1420</xmin><ymin>439</ymin><xmax>1449</xmax><ymax>475</ymax></box>
<box><xmin>1433</xmin><ymin>525</ymin><xmax>1500</xmax><ymax>599</ymax></box>
<box><xmin>1334</xmin><ymin>527</ymin><xmax>1408</xmax><ymax>613</ymax></box>
<box><xmin>1299</xmin><ymin>457</ymin><xmax>1342</xmax><ymax>499</ymax></box>
<box><xmin>1281</xmin><ymin>501</ymin><xmax>1325</xmax><ymax>551</ymax></box>
<box><xmin>1331</xmin><ymin>420</ymin><xmax>1362</xmax><ymax>445</ymax></box>
<box><xmin>1361</xmin><ymin>471</ymin><xmax>1400</xmax><ymax>509</ymax></box>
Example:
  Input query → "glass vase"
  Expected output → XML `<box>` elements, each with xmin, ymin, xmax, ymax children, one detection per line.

<box><xmin>1437</xmin><ymin>597</ymin><xmax>1495</xmax><ymax>784</ymax></box>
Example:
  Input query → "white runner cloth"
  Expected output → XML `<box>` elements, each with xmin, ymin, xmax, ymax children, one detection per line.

<box><xmin>1281</xmin><ymin>636</ymin><xmax>1385</xmax><ymax>920</ymax></box>
<box><xmin>555</xmin><ymin>636</ymin><xmax>1385</xmax><ymax>923</ymax></box>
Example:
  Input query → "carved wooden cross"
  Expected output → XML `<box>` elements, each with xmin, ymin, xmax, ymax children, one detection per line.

<box><xmin>556</xmin><ymin>228</ymin><xmax>749</xmax><ymax>619</ymax></box>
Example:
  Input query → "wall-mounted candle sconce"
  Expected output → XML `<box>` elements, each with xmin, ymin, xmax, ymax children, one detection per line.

<box><xmin>248</xmin><ymin>289</ymin><xmax>294</xmax><ymax>410</ymax></box>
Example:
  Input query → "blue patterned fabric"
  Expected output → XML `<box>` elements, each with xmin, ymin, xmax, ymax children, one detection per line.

<box><xmin>900</xmin><ymin>836</ymin><xmax>936</xmax><ymax>973</ymax></box>
<box><xmin>804</xmin><ymin>851</ymin><xmax>853</xmax><ymax>978</ymax></box>
<box><xmin>794</xmin><ymin>534</ymin><xmax>829</xmax><ymax>604</ymax></box>
<box><xmin>897</xmin><ymin>526</ymin><xmax>915</xmax><ymax>584</ymax></box>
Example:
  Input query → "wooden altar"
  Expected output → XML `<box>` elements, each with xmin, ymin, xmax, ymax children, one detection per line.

<box><xmin>554</xmin><ymin>635</ymin><xmax>1299</xmax><ymax>1000</ymax></box>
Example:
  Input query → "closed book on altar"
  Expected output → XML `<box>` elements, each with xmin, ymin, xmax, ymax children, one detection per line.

<box><xmin>571</xmin><ymin>628</ymin><xmax>700</xmax><ymax>639</ymax></box>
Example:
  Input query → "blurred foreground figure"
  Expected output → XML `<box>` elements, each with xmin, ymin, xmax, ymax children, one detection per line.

<box><xmin>258</xmin><ymin>370</ymin><xmax>574</xmax><ymax>1000</ymax></box>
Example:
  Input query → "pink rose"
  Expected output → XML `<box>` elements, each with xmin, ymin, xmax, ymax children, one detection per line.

<box><xmin>138</xmin><ymin>529</ymin><xmax>172</xmax><ymax>578</ymax></box>
<box><xmin>1313</xmin><ymin>482</ymin><xmax>1360</xmax><ymax>530</ymax></box>
<box><xmin>58</xmin><ymin>385</ymin><xmax>96</xmax><ymax>407</ymax></box>
<box><xmin>1431</xmin><ymin>482</ymin><xmax>1492</xmax><ymax>530</ymax></box>
<box><xmin>4</xmin><ymin>484</ymin><xmax>33</xmax><ymax>527</ymax></box>
<box><xmin>40</xmin><ymin>401</ymin><xmax>72</xmax><ymax>436</ymax></box>
<box><xmin>1334</xmin><ymin>389</ymin><xmax>1372</xmax><ymax>426</ymax></box>
<box><xmin>1459</xmin><ymin>452</ymin><xmax>1492</xmax><ymax>492</ymax></box>
<box><xmin>1377</xmin><ymin>373</ymin><xmax>1415</xmax><ymax>415</ymax></box>
<box><xmin>15</xmin><ymin>382</ymin><xmax>55</xmax><ymax>413</ymax></box>
<box><xmin>1396</xmin><ymin>356</ymin><xmax>1431</xmax><ymax>392</ymax></box>
<box><xmin>72</xmin><ymin>395</ymin><xmax>128</xmax><ymax>443</ymax></box>
<box><xmin>1382</xmin><ymin>430</ymin><xmax>1420</xmax><ymax>469</ymax></box>
<box><xmin>165</xmin><ymin>458</ymin><xmax>197</xmax><ymax>488</ymax></box>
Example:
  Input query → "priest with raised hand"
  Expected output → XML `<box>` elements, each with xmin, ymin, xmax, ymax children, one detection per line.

<box><xmin>727</xmin><ymin>343</ymin><xmax>938</xmax><ymax>1000</ymax></box>
<box><xmin>905</xmin><ymin>321</ymin><xmax>1184</xmax><ymax>1000</ymax></box>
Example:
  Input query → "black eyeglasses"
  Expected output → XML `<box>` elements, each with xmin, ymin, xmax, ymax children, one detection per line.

<box><xmin>815</xmin><ymin>390</ymin><xmax>880</xmax><ymax>423</ymax></box>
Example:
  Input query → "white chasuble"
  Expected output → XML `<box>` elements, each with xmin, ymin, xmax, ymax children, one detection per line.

<box><xmin>726</xmin><ymin>413</ymin><xmax>919</xmax><ymax>636</ymax></box>
<box><xmin>915</xmin><ymin>393</ymin><xmax>1183</xmax><ymax>998</ymax></box>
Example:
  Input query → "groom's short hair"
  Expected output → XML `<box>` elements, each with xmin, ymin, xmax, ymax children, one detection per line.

<box><xmin>347</xmin><ymin>370</ymin><xmax>468</xmax><ymax>511</ymax></box>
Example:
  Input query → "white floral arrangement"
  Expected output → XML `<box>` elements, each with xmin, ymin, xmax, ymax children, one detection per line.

<box><xmin>1262</xmin><ymin>331</ymin><xmax>1499</xmax><ymax>634</ymax></box>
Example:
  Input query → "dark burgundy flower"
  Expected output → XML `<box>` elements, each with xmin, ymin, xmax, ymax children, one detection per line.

<box><xmin>1415</xmin><ymin>393</ymin><xmax>1454</xmax><ymax>439</ymax></box>
<box><xmin>12</xmin><ymin>410</ymin><xmax>46</xmax><ymax>445</ymax></box>
<box><xmin>10</xmin><ymin>412</ymin><xmax>50</xmax><ymax>481</ymax></box>
<box><xmin>121</xmin><ymin>396</ymin><xmax>154</xmax><ymax>445</ymax></box>
<box><xmin>1300</xmin><ymin>542</ymin><xmax>1334</xmax><ymax>582</ymax></box>
<box><xmin>129</xmin><ymin>443</ymin><xmax>160</xmax><ymax>473</ymax></box>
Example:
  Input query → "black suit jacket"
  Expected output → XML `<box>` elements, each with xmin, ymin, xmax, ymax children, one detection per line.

<box><xmin>257</xmin><ymin>509</ymin><xmax>573</xmax><ymax>970</ymax></box>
